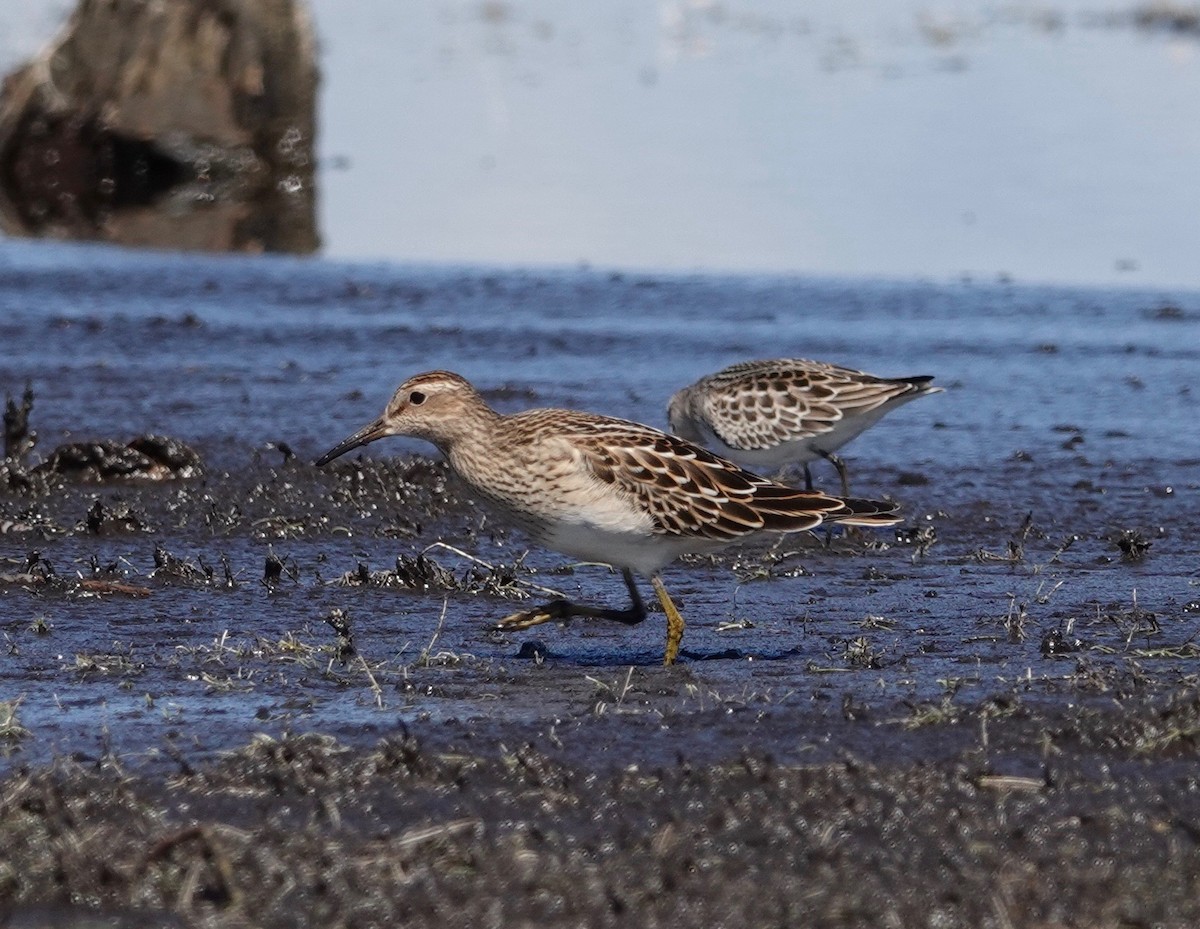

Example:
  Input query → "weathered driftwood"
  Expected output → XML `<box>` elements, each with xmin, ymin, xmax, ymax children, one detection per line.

<box><xmin>0</xmin><ymin>0</ymin><xmax>318</xmax><ymax>253</ymax></box>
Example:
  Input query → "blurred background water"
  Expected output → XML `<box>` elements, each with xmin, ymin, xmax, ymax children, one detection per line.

<box><xmin>2</xmin><ymin>0</ymin><xmax>1198</xmax><ymax>287</ymax></box>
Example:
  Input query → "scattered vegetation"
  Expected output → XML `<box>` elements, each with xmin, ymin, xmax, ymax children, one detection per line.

<box><xmin>843</xmin><ymin>635</ymin><xmax>884</xmax><ymax>669</ymax></box>
<box><xmin>1111</xmin><ymin>527</ymin><xmax>1153</xmax><ymax>560</ymax></box>
<box><xmin>900</xmin><ymin>696</ymin><xmax>961</xmax><ymax>729</ymax></box>
<box><xmin>0</xmin><ymin>698</ymin><xmax>29</xmax><ymax>744</ymax></box>
<box><xmin>895</xmin><ymin>523</ymin><xmax>938</xmax><ymax>561</ymax></box>
<box><xmin>332</xmin><ymin>543</ymin><xmax>561</xmax><ymax>603</ymax></box>
<box><xmin>27</xmin><ymin>614</ymin><xmax>52</xmax><ymax>635</ymax></box>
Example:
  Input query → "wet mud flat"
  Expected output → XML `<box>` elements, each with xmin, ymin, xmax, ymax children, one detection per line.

<box><xmin>2</xmin><ymin>437</ymin><xmax>1200</xmax><ymax>927</ymax></box>
<box><xmin>2</xmin><ymin>248</ymin><xmax>1200</xmax><ymax>925</ymax></box>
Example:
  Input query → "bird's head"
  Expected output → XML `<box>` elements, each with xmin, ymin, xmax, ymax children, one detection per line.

<box><xmin>315</xmin><ymin>370</ymin><xmax>488</xmax><ymax>465</ymax></box>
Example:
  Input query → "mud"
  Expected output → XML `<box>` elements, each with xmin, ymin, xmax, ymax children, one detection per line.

<box><xmin>4</xmin><ymin>698</ymin><xmax>1200</xmax><ymax>929</ymax></box>
<box><xmin>3</xmin><ymin>436</ymin><xmax>1200</xmax><ymax>927</ymax></box>
<box><xmin>2</xmin><ymin>248</ymin><xmax>1199</xmax><ymax>925</ymax></box>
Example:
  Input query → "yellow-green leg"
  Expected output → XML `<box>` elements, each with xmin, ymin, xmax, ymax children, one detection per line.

<box><xmin>651</xmin><ymin>575</ymin><xmax>685</xmax><ymax>666</ymax></box>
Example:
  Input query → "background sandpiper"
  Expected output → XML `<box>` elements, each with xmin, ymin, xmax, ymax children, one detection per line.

<box><xmin>667</xmin><ymin>358</ymin><xmax>942</xmax><ymax>495</ymax></box>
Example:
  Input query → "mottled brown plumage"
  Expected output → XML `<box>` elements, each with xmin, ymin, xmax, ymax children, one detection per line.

<box><xmin>667</xmin><ymin>358</ymin><xmax>942</xmax><ymax>495</ymax></box>
<box><xmin>318</xmin><ymin>370</ymin><xmax>900</xmax><ymax>665</ymax></box>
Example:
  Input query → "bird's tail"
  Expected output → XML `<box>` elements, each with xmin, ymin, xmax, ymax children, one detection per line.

<box><xmin>742</xmin><ymin>483</ymin><xmax>900</xmax><ymax>532</ymax></box>
<box><xmin>897</xmin><ymin>374</ymin><xmax>944</xmax><ymax>396</ymax></box>
<box><xmin>829</xmin><ymin>496</ymin><xmax>903</xmax><ymax>527</ymax></box>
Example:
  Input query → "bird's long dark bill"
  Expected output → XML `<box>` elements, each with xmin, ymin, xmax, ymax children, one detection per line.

<box><xmin>315</xmin><ymin>418</ymin><xmax>388</xmax><ymax>466</ymax></box>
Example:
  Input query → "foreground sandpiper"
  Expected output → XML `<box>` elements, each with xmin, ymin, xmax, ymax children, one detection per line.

<box><xmin>317</xmin><ymin>370</ymin><xmax>901</xmax><ymax>665</ymax></box>
<box><xmin>667</xmin><ymin>358</ymin><xmax>942</xmax><ymax>496</ymax></box>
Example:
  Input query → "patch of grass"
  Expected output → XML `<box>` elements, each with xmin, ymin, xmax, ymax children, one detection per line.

<box><xmin>1002</xmin><ymin>593</ymin><xmax>1027</xmax><ymax>643</ymax></box>
<box><xmin>333</xmin><ymin>544</ymin><xmax>564</xmax><ymax>603</ymax></box>
<box><xmin>895</xmin><ymin>523</ymin><xmax>938</xmax><ymax>561</ymax></box>
<box><xmin>843</xmin><ymin>636</ymin><xmax>883</xmax><ymax>669</ymax></box>
<box><xmin>899</xmin><ymin>696</ymin><xmax>962</xmax><ymax>729</ymax></box>
<box><xmin>587</xmin><ymin>666</ymin><xmax>638</xmax><ymax>715</ymax></box>
<box><xmin>1089</xmin><ymin>589</ymin><xmax>1161</xmax><ymax>646</ymax></box>
<box><xmin>73</xmin><ymin>652</ymin><xmax>142</xmax><ymax>676</ymax></box>
<box><xmin>199</xmin><ymin>670</ymin><xmax>257</xmax><ymax>693</ymax></box>
<box><xmin>730</xmin><ymin>545</ymin><xmax>811</xmax><ymax>583</ymax></box>
<box><xmin>974</xmin><ymin>540</ymin><xmax>1023</xmax><ymax>565</ymax></box>
<box><xmin>1130</xmin><ymin>690</ymin><xmax>1200</xmax><ymax>755</ymax></box>
<box><xmin>0</xmin><ymin>697</ymin><xmax>29</xmax><ymax>743</ymax></box>
<box><xmin>28</xmin><ymin>614</ymin><xmax>52</xmax><ymax>635</ymax></box>
<box><xmin>1128</xmin><ymin>643</ymin><xmax>1200</xmax><ymax>660</ymax></box>
<box><xmin>679</xmin><ymin>681</ymin><xmax>782</xmax><ymax>713</ymax></box>
<box><xmin>1111</xmin><ymin>528</ymin><xmax>1152</xmax><ymax>561</ymax></box>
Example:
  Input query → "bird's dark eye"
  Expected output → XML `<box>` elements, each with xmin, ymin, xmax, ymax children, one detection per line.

<box><xmin>409</xmin><ymin>390</ymin><xmax>426</xmax><ymax>405</ymax></box>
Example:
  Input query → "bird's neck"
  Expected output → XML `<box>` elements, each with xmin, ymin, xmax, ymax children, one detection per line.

<box><xmin>427</xmin><ymin>402</ymin><xmax>505</xmax><ymax>458</ymax></box>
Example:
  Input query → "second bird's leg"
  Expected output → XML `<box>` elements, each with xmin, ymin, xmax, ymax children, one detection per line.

<box><xmin>493</xmin><ymin>568</ymin><xmax>647</xmax><ymax>632</ymax></box>
<box><xmin>815</xmin><ymin>449</ymin><xmax>851</xmax><ymax>497</ymax></box>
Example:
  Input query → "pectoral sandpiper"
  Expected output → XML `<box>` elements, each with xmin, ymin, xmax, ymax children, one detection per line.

<box><xmin>318</xmin><ymin>370</ymin><xmax>901</xmax><ymax>665</ymax></box>
<box><xmin>667</xmin><ymin>358</ymin><xmax>942</xmax><ymax>496</ymax></box>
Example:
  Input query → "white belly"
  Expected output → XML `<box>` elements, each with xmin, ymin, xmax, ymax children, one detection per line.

<box><xmin>538</xmin><ymin>519</ymin><xmax>725</xmax><ymax>577</ymax></box>
<box><xmin>700</xmin><ymin>405</ymin><xmax>895</xmax><ymax>470</ymax></box>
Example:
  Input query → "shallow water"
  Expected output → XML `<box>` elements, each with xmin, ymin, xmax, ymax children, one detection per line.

<box><xmin>1</xmin><ymin>240</ymin><xmax>1198</xmax><ymax>771</ymax></box>
<box><xmin>5</xmin><ymin>2</ymin><xmax>1200</xmax><ymax>286</ymax></box>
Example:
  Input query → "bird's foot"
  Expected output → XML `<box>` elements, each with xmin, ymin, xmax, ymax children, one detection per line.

<box><xmin>492</xmin><ymin>599</ymin><xmax>574</xmax><ymax>632</ymax></box>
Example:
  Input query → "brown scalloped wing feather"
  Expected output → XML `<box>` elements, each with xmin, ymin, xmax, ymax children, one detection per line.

<box><xmin>698</xmin><ymin>359</ymin><xmax>932</xmax><ymax>452</ymax></box>
<box><xmin>573</xmin><ymin>419</ymin><xmax>886</xmax><ymax>540</ymax></box>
